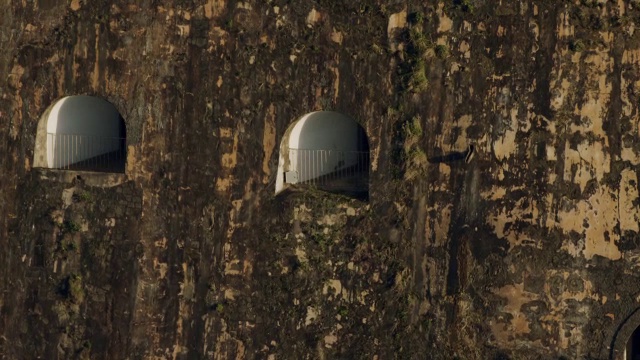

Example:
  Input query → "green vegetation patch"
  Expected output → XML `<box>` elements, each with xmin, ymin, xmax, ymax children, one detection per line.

<box><xmin>57</xmin><ymin>274</ymin><xmax>85</xmax><ymax>304</ymax></box>
<box><xmin>435</xmin><ymin>44</ymin><xmax>449</xmax><ymax>59</ymax></box>
<box><xmin>569</xmin><ymin>39</ymin><xmax>586</xmax><ymax>52</ymax></box>
<box><xmin>60</xmin><ymin>220</ymin><xmax>81</xmax><ymax>234</ymax></box>
<box><xmin>403</xmin><ymin>22</ymin><xmax>433</xmax><ymax>93</ymax></box>
<box><xmin>399</xmin><ymin>116</ymin><xmax>427</xmax><ymax>180</ymax></box>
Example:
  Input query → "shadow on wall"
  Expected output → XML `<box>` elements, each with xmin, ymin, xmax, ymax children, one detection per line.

<box><xmin>275</xmin><ymin>111</ymin><xmax>370</xmax><ymax>199</ymax></box>
<box><xmin>428</xmin><ymin>145</ymin><xmax>474</xmax><ymax>164</ymax></box>
<box><xmin>34</xmin><ymin>96</ymin><xmax>127</xmax><ymax>173</ymax></box>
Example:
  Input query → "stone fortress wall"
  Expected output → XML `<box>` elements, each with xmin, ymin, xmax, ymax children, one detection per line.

<box><xmin>2</xmin><ymin>0</ymin><xmax>640</xmax><ymax>359</ymax></box>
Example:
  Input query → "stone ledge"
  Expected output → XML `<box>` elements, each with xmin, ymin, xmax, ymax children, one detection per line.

<box><xmin>33</xmin><ymin>168</ymin><xmax>128</xmax><ymax>188</ymax></box>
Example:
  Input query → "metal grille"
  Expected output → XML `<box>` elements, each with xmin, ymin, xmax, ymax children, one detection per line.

<box><xmin>47</xmin><ymin>133</ymin><xmax>126</xmax><ymax>173</ymax></box>
<box><xmin>285</xmin><ymin>149</ymin><xmax>369</xmax><ymax>191</ymax></box>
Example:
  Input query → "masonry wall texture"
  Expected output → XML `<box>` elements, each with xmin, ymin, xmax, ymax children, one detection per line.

<box><xmin>2</xmin><ymin>0</ymin><xmax>640</xmax><ymax>359</ymax></box>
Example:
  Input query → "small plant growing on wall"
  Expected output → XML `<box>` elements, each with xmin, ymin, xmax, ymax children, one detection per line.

<box><xmin>435</xmin><ymin>44</ymin><xmax>449</xmax><ymax>59</ymax></box>
<box><xmin>57</xmin><ymin>274</ymin><xmax>85</xmax><ymax>304</ymax></box>
<box><xmin>407</xmin><ymin>61</ymin><xmax>429</xmax><ymax>92</ymax></box>
<box><xmin>72</xmin><ymin>191</ymin><xmax>93</xmax><ymax>203</ymax></box>
<box><xmin>402</xmin><ymin>116</ymin><xmax>423</xmax><ymax>138</ymax></box>
<box><xmin>569</xmin><ymin>39</ymin><xmax>586</xmax><ymax>52</ymax></box>
<box><xmin>396</xmin><ymin>116</ymin><xmax>427</xmax><ymax>180</ymax></box>
<box><xmin>62</xmin><ymin>238</ymin><xmax>77</xmax><ymax>252</ymax></box>
<box><xmin>68</xmin><ymin>274</ymin><xmax>84</xmax><ymax>303</ymax></box>
<box><xmin>79</xmin><ymin>191</ymin><xmax>93</xmax><ymax>203</ymax></box>
<box><xmin>60</xmin><ymin>220</ymin><xmax>81</xmax><ymax>234</ymax></box>
<box><xmin>407</xmin><ymin>11</ymin><xmax>424</xmax><ymax>26</ymax></box>
<box><xmin>409</xmin><ymin>27</ymin><xmax>430</xmax><ymax>55</ymax></box>
<box><xmin>400</xmin><ymin>11</ymin><xmax>438</xmax><ymax>94</ymax></box>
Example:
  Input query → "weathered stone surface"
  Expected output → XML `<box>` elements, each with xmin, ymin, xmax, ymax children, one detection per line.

<box><xmin>2</xmin><ymin>0</ymin><xmax>640</xmax><ymax>359</ymax></box>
